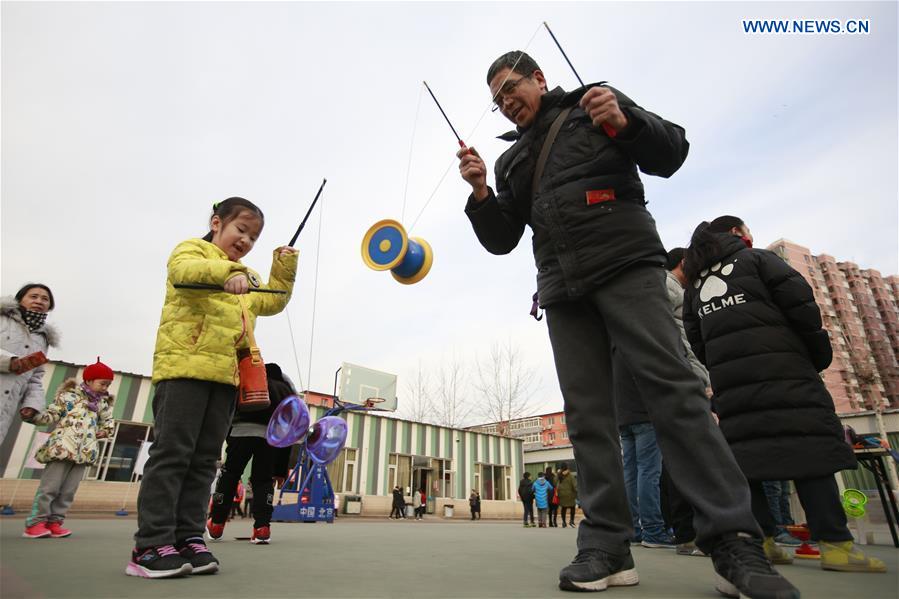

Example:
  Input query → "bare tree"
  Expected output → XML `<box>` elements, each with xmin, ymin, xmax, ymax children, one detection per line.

<box><xmin>473</xmin><ymin>340</ymin><xmax>540</xmax><ymax>435</ymax></box>
<box><xmin>398</xmin><ymin>361</ymin><xmax>435</xmax><ymax>423</ymax></box>
<box><xmin>432</xmin><ymin>351</ymin><xmax>475</xmax><ymax>429</ymax></box>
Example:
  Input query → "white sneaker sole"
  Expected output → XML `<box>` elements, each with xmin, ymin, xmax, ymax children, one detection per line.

<box><xmin>189</xmin><ymin>562</ymin><xmax>219</xmax><ymax>575</ymax></box>
<box><xmin>714</xmin><ymin>573</ymin><xmax>743</xmax><ymax>598</ymax></box>
<box><xmin>204</xmin><ymin>530</ymin><xmax>224</xmax><ymax>542</ymax></box>
<box><xmin>125</xmin><ymin>562</ymin><xmax>193</xmax><ymax>579</ymax></box>
<box><xmin>560</xmin><ymin>568</ymin><xmax>639</xmax><ymax>592</ymax></box>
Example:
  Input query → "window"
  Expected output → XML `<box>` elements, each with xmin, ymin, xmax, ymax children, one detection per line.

<box><xmin>437</xmin><ymin>458</ymin><xmax>454</xmax><ymax>498</ymax></box>
<box><xmin>548</xmin><ymin>432</ymin><xmax>556</xmax><ymax>442</ymax></box>
<box><xmin>510</xmin><ymin>417</ymin><xmax>540</xmax><ymax>431</ymax></box>
<box><xmin>546</xmin><ymin>416</ymin><xmax>554</xmax><ymax>425</ymax></box>
<box><xmin>522</xmin><ymin>433</ymin><xmax>541</xmax><ymax>444</ymax></box>
<box><xmin>326</xmin><ymin>447</ymin><xmax>357</xmax><ymax>493</ymax></box>
<box><xmin>477</xmin><ymin>463</ymin><xmax>511</xmax><ymax>500</ymax></box>
<box><xmin>562</xmin><ymin>431</ymin><xmax>568</xmax><ymax>439</ymax></box>
<box><xmin>87</xmin><ymin>421</ymin><xmax>154</xmax><ymax>482</ymax></box>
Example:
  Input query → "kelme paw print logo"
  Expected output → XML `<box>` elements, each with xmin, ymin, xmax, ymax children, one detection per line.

<box><xmin>694</xmin><ymin>261</ymin><xmax>736</xmax><ymax>302</ymax></box>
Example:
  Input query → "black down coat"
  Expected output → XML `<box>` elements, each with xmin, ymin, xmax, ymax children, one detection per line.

<box><xmin>683</xmin><ymin>234</ymin><xmax>856</xmax><ymax>480</ymax></box>
<box><xmin>465</xmin><ymin>85</ymin><xmax>689</xmax><ymax>307</ymax></box>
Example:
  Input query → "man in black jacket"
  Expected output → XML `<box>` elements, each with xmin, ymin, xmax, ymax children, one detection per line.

<box><xmin>457</xmin><ymin>51</ymin><xmax>798</xmax><ymax>598</ymax></box>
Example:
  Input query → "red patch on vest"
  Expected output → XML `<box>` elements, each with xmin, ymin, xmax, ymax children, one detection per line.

<box><xmin>586</xmin><ymin>189</ymin><xmax>616</xmax><ymax>205</ymax></box>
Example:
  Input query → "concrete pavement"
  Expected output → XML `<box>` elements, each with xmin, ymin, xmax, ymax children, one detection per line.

<box><xmin>1</xmin><ymin>517</ymin><xmax>897</xmax><ymax>598</ymax></box>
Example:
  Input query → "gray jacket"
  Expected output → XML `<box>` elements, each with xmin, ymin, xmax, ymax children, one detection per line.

<box><xmin>665</xmin><ymin>271</ymin><xmax>709</xmax><ymax>387</ymax></box>
<box><xmin>1</xmin><ymin>296</ymin><xmax>60</xmax><ymax>444</ymax></box>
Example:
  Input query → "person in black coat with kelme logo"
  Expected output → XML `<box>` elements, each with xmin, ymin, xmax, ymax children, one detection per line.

<box><xmin>683</xmin><ymin>216</ymin><xmax>885</xmax><ymax>574</ymax></box>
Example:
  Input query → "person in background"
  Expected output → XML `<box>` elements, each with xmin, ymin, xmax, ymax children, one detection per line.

<box><xmin>533</xmin><ymin>472</ymin><xmax>553</xmax><ymax>528</ymax></box>
<box><xmin>762</xmin><ymin>481</ymin><xmax>800</xmax><ymax>547</ymax></box>
<box><xmin>684</xmin><ymin>215</ymin><xmax>885</xmax><ymax>574</ymax></box>
<box><xmin>206</xmin><ymin>363</ymin><xmax>294</xmax><ymax>545</ymax></box>
<box><xmin>230</xmin><ymin>480</ymin><xmax>245</xmax><ymax>520</ymax></box>
<box><xmin>22</xmin><ymin>358</ymin><xmax>115</xmax><ymax>539</ymax></box>
<box><xmin>661</xmin><ymin>248</ymin><xmax>710</xmax><ymax>557</ymax></box>
<box><xmin>389</xmin><ymin>486</ymin><xmax>405</xmax><ymax>519</ymax></box>
<box><xmin>613</xmin><ymin>349</ymin><xmax>672</xmax><ymax>548</ymax></box>
<box><xmin>545</xmin><ymin>466</ymin><xmax>559</xmax><ymax>527</ymax></box>
<box><xmin>2</xmin><ymin>283</ymin><xmax>59</xmax><ymax>445</ymax></box>
<box><xmin>518</xmin><ymin>471</ymin><xmax>536</xmax><ymax>527</ymax></box>
<box><xmin>413</xmin><ymin>487</ymin><xmax>424</xmax><ymax>520</ymax></box>
<box><xmin>243</xmin><ymin>481</ymin><xmax>253</xmax><ymax>521</ymax></box>
<box><xmin>469</xmin><ymin>489</ymin><xmax>481</xmax><ymax>520</ymax></box>
<box><xmin>557</xmin><ymin>463</ymin><xmax>578</xmax><ymax>529</ymax></box>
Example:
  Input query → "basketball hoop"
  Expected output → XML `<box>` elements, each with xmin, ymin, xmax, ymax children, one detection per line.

<box><xmin>363</xmin><ymin>397</ymin><xmax>386</xmax><ymax>409</ymax></box>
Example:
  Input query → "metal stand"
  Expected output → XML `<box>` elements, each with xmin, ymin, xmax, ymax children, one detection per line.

<box><xmin>854</xmin><ymin>448</ymin><xmax>899</xmax><ymax>547</ymax></box>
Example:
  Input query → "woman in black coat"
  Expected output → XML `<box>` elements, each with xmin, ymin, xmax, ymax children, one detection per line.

<box><xmin>683</xmin><ymin>216</ymin><xmax>884</xmax><ymax>574</ymax></box>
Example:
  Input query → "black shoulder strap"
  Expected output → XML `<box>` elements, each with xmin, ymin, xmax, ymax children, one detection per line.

<box><xmin>531</xmin><ymin>106</ymin><xmax>573</xmax><ymax>198</ymax></box>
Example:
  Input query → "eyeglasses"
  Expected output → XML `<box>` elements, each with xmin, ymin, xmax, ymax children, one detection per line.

<box><xmin>491</xmin><ymin>76</ymin><xmax>530</xmax><ymax>112</ymax></box>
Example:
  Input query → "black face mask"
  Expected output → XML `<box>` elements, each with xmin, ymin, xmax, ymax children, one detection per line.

<box><xmin>20</xmin><ymin>308</ymin><xmax>48</xmax><ymax>332</ymax></box>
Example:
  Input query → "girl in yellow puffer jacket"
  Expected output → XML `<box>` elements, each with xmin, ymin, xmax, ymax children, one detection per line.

<box><xmin>128</xmin><ymin>197</ymin><xmax>297</xmax><ymax>579</ymax></box>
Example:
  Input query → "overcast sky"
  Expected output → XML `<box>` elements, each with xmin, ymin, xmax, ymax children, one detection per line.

<box><xmin>2</xmin><ymin>1</ymin><xmax>896</xmax><ymax>422</ymax></box>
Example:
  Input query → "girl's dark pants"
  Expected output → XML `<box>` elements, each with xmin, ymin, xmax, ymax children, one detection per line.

<box><xmin>134</xmin><ymin>379</ymin><xmax>235</xmax><ymax>548</ymax></box>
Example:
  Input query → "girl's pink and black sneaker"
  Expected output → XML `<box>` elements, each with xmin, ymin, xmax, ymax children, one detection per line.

<box><xmin>176</xmin><ymin>536</ymin><xmax>220</xmax><ymax>574</ymax></box>
<box><xmin>126</xmin><ymin>545</ymin><xmax>192</xmax><ymax>578</ymax></box>
<box><xmin>46</xmin><ymin>520</ymin><xmax>72</xmax><ymax>538</ymax></box>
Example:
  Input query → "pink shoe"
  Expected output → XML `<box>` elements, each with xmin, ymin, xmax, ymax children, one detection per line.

<box><xmin>23</xmin><ymin>522</ymin><xmax>52</xmax><ymax>538</ymax></box>
<box><xmin>46</xmin><ymin>520</ymin><xmax>72</xmax><ymax>538</ymax></box>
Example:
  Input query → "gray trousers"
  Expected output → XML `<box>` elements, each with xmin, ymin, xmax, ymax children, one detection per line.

<box><xmin>545</xmin><ymin>265</ymin><xmax>760</xmax><ymax>555</ymax></box>
<box><xmin>26</xmin><ymin>460</ymin><xmax>86</xmax><ymax>526</ymax></box>
<box><xmin>134</xmin><ymin>379</ymin><xmax>235</xmax><ymax>549</ymax></box>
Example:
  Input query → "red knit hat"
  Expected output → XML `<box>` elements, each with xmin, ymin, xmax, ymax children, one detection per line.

<box><xmin>83</xmin><ymin>357</ymin><xmax>114</xmax><ymax>382</ymax></box>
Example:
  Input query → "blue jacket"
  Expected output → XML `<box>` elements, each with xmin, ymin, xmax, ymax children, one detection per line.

<box><xmin>532</xmin><ymin>478</ymin><xmax>553</xmax><ymax>509</ymax></box>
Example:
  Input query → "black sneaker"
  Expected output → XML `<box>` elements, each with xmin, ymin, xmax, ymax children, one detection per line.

<box><xmin>126</xmin><ymin>545</ymin><xmax>192</xmax><ymax>578</ymax></box>
<box><xmin>176</xmin><ymin>536</ymin><xmax>220</xmax><ymax>574</ymax></box>
<box><xmin>711</xmin><ymin>533</ymin><xmax>800</xmax><ymax>599</ymax></box>
<box><xmin>558</xmin><ymin>548</ymin><xmax>640</xmax><ymax>592</ymax></box>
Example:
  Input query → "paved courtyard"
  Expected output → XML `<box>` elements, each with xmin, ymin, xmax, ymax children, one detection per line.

<box><xmin>1</xmin><ymin>517</ymin><xmax>897</xmax><ymax>598</ymax></box>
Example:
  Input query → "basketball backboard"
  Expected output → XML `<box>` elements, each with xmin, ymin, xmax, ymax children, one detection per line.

<box><xmin>338</xmin><ymin>362</ymin><xmax>398</xmax><ymax>411</ymax></box>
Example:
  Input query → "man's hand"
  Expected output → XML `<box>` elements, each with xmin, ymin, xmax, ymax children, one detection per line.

<box><xmin>579</xmin><ymin>87</ymin><xmax>628</xmax><ymax>132</ymax></box>
<box><xmin>276</xmin><ymin>246</ymin><xmax>298</xmax><ymax>258</ymax></box>
<box><xmin>456</xmin><ymin>146</ymin><xmax>489</xmax><ymax>201</ymax></box>
<box><xmin>19</xmin><ymin>407</ymin><xmax>38</xmax><ymax>422</ymax></box>
<box><xmin>224</xmin><ymin>273</ymin><xmax>250</xmax><ymax>295</ymax></box>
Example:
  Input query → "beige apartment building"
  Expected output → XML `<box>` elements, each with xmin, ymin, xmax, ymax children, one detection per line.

<box><xmin>767</xmin><ymin>239</ymin><xmax>899</xmax><ymax>413</ymax></box>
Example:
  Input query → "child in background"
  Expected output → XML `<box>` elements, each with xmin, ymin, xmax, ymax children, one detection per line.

<box><xmin>127</xmin><ymin>197</ymin><xmax>297</xmax><ymax>579</ymax></box>
<box><xmin>207</xmin><ymin>363</ymin><xmax>293</xmax><ymax>544</ymax></box>
<box><xmin>532</xmin><ymin>471</ymin><xmax>553</xmax><ymax>528</ymax></box>
<box><xmin>23</xmin><ymin>358</ymin><xmax>115</xmax><ymax>538</ymax></box>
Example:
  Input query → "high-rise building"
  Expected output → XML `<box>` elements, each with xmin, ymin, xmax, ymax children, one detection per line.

<box><xmin>767</xmin><ymin>239</ymin><xmax>898</xmax><ymax>412</ymax></box>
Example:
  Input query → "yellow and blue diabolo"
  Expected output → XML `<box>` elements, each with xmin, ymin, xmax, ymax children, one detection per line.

<box><xmin>361</xmin><ymin>219</ymin><xmax>433</xmax><ymax>285</ymax></box>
